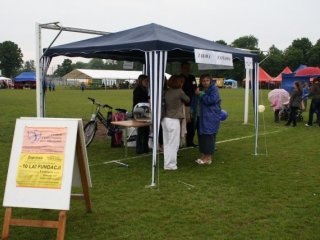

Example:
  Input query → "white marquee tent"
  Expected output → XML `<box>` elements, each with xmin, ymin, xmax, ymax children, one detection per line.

<box><xmin>63</xmin><ymin>69</ymin><xmax>171</xmax><ymax>86</ymax></box>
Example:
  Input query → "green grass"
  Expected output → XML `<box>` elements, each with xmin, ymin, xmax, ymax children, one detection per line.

<box><xmin>0</xmin><ymin>88</ymin><xmax>319</xmax><ymax>239</ymax></box>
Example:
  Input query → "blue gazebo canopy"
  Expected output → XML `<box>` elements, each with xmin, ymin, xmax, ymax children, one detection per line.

<box><xmin>44</xmin><ymin>23</ymin><xmax>257</xmax><ymax>62</ymax></box>
<box><xmin>14</xmin><ymin>72</ymin><xmax>36</xmax><ymax>82</ymax></box>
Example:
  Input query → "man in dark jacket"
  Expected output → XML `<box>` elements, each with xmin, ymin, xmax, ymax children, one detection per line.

<box><xmin>305</xmin><ymin>78</ymin><xmax>320</xmax><ymax>127</ymax></box>
<box><xmin>133</xmin><ymin>75</ymin><xmax>150</xmax><ymax>154</ymax></box>
<box><xmin>181</xmin><ymin>62</ymin><xmax>198</xmax><ymax>147</ymax></box>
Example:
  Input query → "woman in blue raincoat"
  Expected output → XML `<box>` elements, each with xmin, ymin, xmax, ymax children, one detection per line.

<box><xmin>191</xmin><ymin>74</ymin><xmax>221</xmax><ymax>165</ymax></box>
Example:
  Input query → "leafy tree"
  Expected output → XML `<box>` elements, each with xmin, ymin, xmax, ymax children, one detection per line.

<box><xmin>53</xmin><ymin>59</ymin><xmax>74</xmax><ymax>77</ymax></box>
<box><xmin>0</xmin><ymin>41</ymin><xmax>23</xmax><ymax>77</ymax></box>
<box><xmin>104</xmin><ymin>60</ymin><xmax>124</xmax><ymax>70</ymax></box>
<box><xmin>166</xmin><ymin>62</ymin><xmax>182</xmax><ymax>75</ymax></box>
<box><xmin>70</xmin><ymin>59</ymin><xmax>144</xmax><ymax>72</ymax></box>
<box><xmin>307</xmin><ymin>45</ymin><xmax>320</xmax><ymax>67</ymax></box>
<box><xmin>22</xmin><ymin>60</ymin><xmax>35</xmax><ymax>72</ymax></box>
<box><xmin>73</xmin><ymin>61</ymin><xmax>88</xmax><ymax>69</ymax></box>
<box><xmin>231</xmin><ymin>35</ymin><xmax>259</xmax><ymax>50</ymax></box>
<box><xmin>88</xmin><ymin>58</ymin><xmax>105</xmax><ymax>69</ymax></box>
<box><xmin>229</xmin><ymin>35</ymin><xmax>260</xmax><ymax>81</ymax></box>
<box><xmin>133</xmin><ymin>62</ymin><xmax>143</xmax><ymax>71</ymax></box>
<box><xmin>215</xmin><ymin>40</ymin><xmax>228</xmax><ymax>46</ymax></box>
<box><xmin>284</xmin><ymin>47</ymin><xmax>304</xmax><ymax>70</ymax></box>
<box><xmin>290</xmin><ymin>37</ymin><xmax>312</xmax><ymax>61</ymax></box>
<box><xmin>262</xmin><ymin>45</ymin><xmax>285</xmax><ymax>76</ymax></box>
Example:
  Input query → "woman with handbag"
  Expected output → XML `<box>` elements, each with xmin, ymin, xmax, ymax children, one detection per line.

<box><xmin>161</xmin><ymin>75</ymin><xmax>190</xmax><ymax>170</ymax></box>
<box><xmin>285</xmin><ymin>81</ymin><xmax>303</xmax><ymax>127</ymax></box>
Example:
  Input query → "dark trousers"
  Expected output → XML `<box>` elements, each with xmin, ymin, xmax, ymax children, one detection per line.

<box><xmin>136</xmin><ymin>126</ymin><xmax>149</xmax><ymax>154</ymax></box>
<box><xmin>274</xmin><ymin>109</ymin><xmax>280</xmax><ymax>122</ymax></box>
<box><xmin>158</xmin><ymin>125</ymin><xmax>163</xmax><ymax>145</ymax></box>
<box><xmin>307</xmin><ymin>99</ymin><xmax>320</xmax><ymax>126</ymax></box>
<box><xmin>287</xmin><ymin>107</ymin><xmax>299</xmax><ymax>126</ymax></box>
<box><xmin>199</xmin><ymin>134</ymin><xmax>216</xmax><ymax>155</ymax></box>
<box><xmin>186</xmin><ymin>118</ymin><xmax>196</xmax><ymax>146</ymax></box>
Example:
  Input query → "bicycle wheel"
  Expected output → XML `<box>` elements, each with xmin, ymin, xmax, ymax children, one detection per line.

<box><xmin>84</xmin><ymin>121</ymin><xmax>97</xmax><ymax>147</ymax></box>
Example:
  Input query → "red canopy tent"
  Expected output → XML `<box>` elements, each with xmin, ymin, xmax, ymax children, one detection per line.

<box><xmin>272</xmin><ymin>67</ymin><xmax>292</xmax><ymax>82</ymax></box>
<box><xmin>259</xmin><ymin>66</ymin><xmax>273</xmax><ymax>82</ymax></box>
<box><xmin>242</xmin><ymin>66</ymin><xmax>272</xmax><ymax>88</ymax></box>
<box><xmin>295</xmin><ymin>67</ymin><xmax>320</xmax><ymax>77</ymax></box>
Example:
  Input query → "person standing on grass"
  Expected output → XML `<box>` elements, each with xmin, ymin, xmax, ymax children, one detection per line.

<box><xmin>305</xmin><ymin>78</ymin><xmax>320</xmax><ymax>127</ymax></box>
<box><xmin>132</xmin><ymin>74</ymin><xmax>150</xmax><ymax>154</ymax></box>
<box><xmin>161</xmin><ymin>75</ymin><xmax>190</xmax><ymax>170</ymax></box>
<box><xmin>193</xmin><ymin>74</ymin><xmax>221</xmax><ymax>165</ymax></box>
<box><xmin>302</xmin><ymin>82</ymin><xmax>309</xmax><ymax>112</ymax></box>
<box><xmin>181</xmin><ymin>62</ymin><xmax>198</xmax><ymax>147</ymax></box>
<box><xmin>81</xmin><ymin>82</ymin><xmax>86</xmax><ymax>91</ymax></box>
<box><xmin>285</xmin><ymin>81</ymin><xmax>302</xmax><ymax>127</ymax></box>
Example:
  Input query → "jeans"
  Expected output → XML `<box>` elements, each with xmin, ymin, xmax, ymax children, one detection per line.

<box><xmin>287</xmin><ymin>107</ymin><xmax>299</xmax><ymax>126</ymax></box>
<box><xmin>307</xmin><ymin>99</ymin><xmax>320</xmax><ymax>126</ymax></box>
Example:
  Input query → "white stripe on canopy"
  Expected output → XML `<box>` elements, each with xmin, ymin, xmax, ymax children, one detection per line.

<box><xmin>145</xmin><ymin>51</ymin><xmax>167</xmax><ymax>186</ymax></box>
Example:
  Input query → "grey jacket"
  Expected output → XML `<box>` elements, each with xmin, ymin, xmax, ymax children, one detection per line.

<box><xmin>289</xmin><ymin>89</ymin><xmax>302</xmax><ymax>108</ymax></box>
<box><xmin>164</xmin><ymin>88</ymin><xmax>190</xmax><ymax>119</ymax></box>
<box><xmin>309</xmin><ymin>83</ymin><xmax>320</xmax><ymax>99</ymax></box>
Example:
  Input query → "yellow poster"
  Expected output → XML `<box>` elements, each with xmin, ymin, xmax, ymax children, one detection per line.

<box><xmin>16</xmin><ymin>127</ymin><xmax>67</xmax><ymax>189</ymax></box>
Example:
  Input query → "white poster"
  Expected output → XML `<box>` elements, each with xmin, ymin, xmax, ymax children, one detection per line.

<box><xmin>195</xmin><ymin>49</ymin><xmax>233</xmax><ymax>69</ymax></box>
<box><xmin>3</xmin><ymin>118</ymin><xmax>91</xmax><ymax>211</ymax></box>
<box><xmin>244</xmin><ymin>57</ymin><xmax>253</xmax><ymax>70</ymax></box>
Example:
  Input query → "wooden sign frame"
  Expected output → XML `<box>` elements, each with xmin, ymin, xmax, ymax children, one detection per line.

<box><xmin>2</xmin><ymin>118</ymin><xmax>92</xmax><ymax>240</ymax></box>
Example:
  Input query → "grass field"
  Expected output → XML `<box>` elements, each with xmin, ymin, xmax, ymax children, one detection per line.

<box><xmin>0</xmin><ymin>87</ymin><xmax>319</xmax><ymax>239</ymax></box>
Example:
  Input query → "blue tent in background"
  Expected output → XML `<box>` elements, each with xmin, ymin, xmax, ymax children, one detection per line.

<box><xmin>14</xmin><ymin>72</ymin><xmax>36</xmax><ymax>89</ymax></box>
<box><xmin>294</xmin><ymin>64</ymin><xmax>307</xmax><ymax>73</ymax></box>
<box><xmin>14</xmin><ymin>72</ymin><xmax>36</xmax><ymax>82</ymax></box>
<box><xmin>282</xmin><ymin>73</ymin><xmax>309</xmax><ymax>93</ymax></box>
<box><xmin>224</xmin><ymin>79</ymin><xmax>238</xmax><ymax>88</ymax></box>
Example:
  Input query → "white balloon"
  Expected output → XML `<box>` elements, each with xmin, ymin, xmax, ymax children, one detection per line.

<box><xmin>258</xmin><ymin>105</ymin><xmax>266</xmax><ymax>113</ymax></box>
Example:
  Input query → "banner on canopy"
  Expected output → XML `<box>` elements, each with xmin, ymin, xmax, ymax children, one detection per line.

<box><xmin>197</xmin><ymin>63</ymin><xmax>233</xmax><ymax>70</ymax></box>
<box><xmin>195</xmin><ymin>49</ymin><xmax>233</xmax><ymax>70</ymax></box>
<box><xmin>244</xmin><ymin>57</ymin><xmax>253</xmax><ymax>70</ymax></box>
<box><xmin>123</xmin><ymin>61</ymin><xmax>134</xmax><ymax>70</ymax></box>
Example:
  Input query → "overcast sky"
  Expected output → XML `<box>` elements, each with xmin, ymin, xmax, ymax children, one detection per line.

<box><xmin>1</xmin><ymin>0</ymin><xmax>319</xmax><ymax>68</ymax></box>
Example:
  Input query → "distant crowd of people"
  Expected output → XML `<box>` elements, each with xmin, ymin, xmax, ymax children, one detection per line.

<box><xmin>43</xmin><ymin>81</ymin><xmax>56</xmax><ymax>91</ymax></box>
<box><xmin>269</xmin><ymin>77</ymin><xmax>320</xmax><ymax>127</ymax></box>
<box><xmin>132</xmin><ymin>63</ymin><xmax>222</xmax><ymax>170</ymax></box>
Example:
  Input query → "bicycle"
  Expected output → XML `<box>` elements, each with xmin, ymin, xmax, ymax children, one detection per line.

<box><xmin>83</xmin><ymin>97</ymin><xmax>127</xmax><ymax>147</ymax></box>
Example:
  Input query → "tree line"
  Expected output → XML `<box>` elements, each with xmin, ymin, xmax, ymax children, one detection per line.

<box><xmin>1</xmin><ymin>36</ymin><xmax>319</xmax><ymax>80</ymax></box>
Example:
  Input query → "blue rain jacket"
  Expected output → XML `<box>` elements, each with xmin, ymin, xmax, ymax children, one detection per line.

<box><xmin>191</xmin><ymin>83</ymin><xmax>221</xmax><ymax>135</ymax></box>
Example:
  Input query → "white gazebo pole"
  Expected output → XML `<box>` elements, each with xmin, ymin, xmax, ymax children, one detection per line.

<box><xmin>35</xmin><ymin>23</ymin><xmax>43</xmax><ymax>117</ymax></box>
<box><xmin>254</xmin><ymin>62</ymin><xmax>260</xmax><ymax>155</ymax></box>
<box><xmin>35</xmin><ymin>22</ymin><xmax>109</xmax><ymax>118</ymax></box>
<box><xmin>244</xmin><ymin>68</ymin><xmax>250</xmax><ymax>124</ymax></box>
<box><xmin>244</xmin><ymin>57</ymin><xmax>253</xmax><ymax>124</ymax></box>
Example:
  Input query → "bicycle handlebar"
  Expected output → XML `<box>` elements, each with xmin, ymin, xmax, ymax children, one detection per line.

<box><xmin>88</xmin><ymin>97</ymin><xmax>113</xmax><ymax>109</ymax></box>
<box><xmin>103</xmin><ymin>104</ymin><xmax>113</xmax><ymax>109</ymax></box>
<box><xmin>88</xmin><ymin>97</ymin><xmax>95</xmax><ymax>103</ymax></box>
